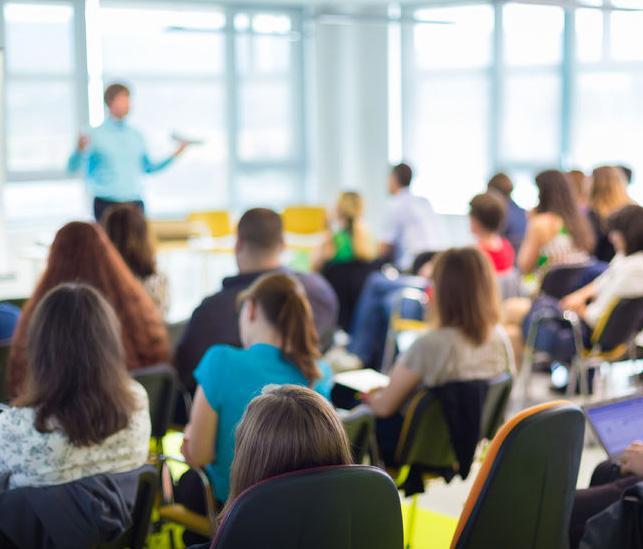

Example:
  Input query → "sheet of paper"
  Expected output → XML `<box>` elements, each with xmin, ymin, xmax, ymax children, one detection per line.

<box><xmin>333</xmin><ymin>369</ymin><xmax>390</xmax><ymax>393</ymax></box>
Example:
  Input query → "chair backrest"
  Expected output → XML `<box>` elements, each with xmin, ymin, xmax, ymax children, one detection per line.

<box><xmin>99</xmin><ymin>465</ymin><xmax>159</xmax><ymax>549</ymax></box>
<box><xmin>131</xmin><ymin>364</ymin><xmax>178</xmax><ymax>441</ymax></box>
<box><xmin>0</xmin><ymin>465</ymin><xmax>157</xmax><ymax>549</ymax></box>
<box><xmin>395</xmin><ymin>373</ymin><xmax>512</xmax><ymax>471</ymax></box>
<box><xmin>451</xmin><ymin>401</ymin><xmax>585</xmax><ymax>549</ymax></box>
<box><xmin>341</xmin><ymin>405</ymin><xmax>377</xmax><ymax>464</ymax></box>
<box><xmin>479</xmin><ymin>372</ymin><xmax>513</xmax><ymax>440</ymax></box>
<box><xmin>282</xmin><ymin>206</ymin><xmax>326</xmax><ymax>235</ymax></box>
<box><xmin>395</xmin><ymin>388</ymin><xmax>456</xmax><ymax>470</ymax></box>
<box><xmin>212</xmin><ymin>465</ymin><xmax>403</xmax><ymax>549</ymax></box>
<box><xmin>591</xmin><ymin>297</ymin><xmax>643</xmax><ymax>355</ymax></box>
<box><xmin>0</xmin><ymin>342</ymin><xmax>10</xmax><ymax>404</ymax></box>
<box><xmin>321</xmin><ymin>260</ymin><xmax>379</xmax><ymax>332</ymax></box>
<box><xmin>540</xmin><ymin>264</ymin><xmax>594</xmax><ymax>300</ymax></box>
<box><xmin>188</xmin><ymin>210</ymin><xmax>233</xmax><ymax>238</ymax></box>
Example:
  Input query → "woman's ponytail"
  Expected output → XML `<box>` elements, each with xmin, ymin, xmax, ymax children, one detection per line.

<box><xmin>238</xmin><ymin>273</ymin><xmax>321</xmax><ymax>384</ymax></box>
<box><xmin>277</xmin><ymin>291</ymin><xmax>320</xmax><ymax>384</ymax></box>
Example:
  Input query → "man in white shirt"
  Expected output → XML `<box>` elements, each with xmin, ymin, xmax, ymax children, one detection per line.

<box><xmin>380</xmin><ymin>163</ymin><xmax>445</xmax><ymax>271</ymax></box>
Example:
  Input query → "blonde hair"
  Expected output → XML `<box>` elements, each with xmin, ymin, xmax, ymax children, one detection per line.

<box><xmin>432</xmin><ymin>247</ymin><xmax>500</xmax><ymax>345</ymax></box>
<box><xmin>591</xmin><ymin>166</ymin><xmax>632</xmax><ymax>221</ymax></box>
<box><xmin>335</xmin><ymin>191</ymin><xmax>374</xmax><ymax>261</ymax></box>
<box><xmin>238</xmin><ymin>273</ymin><xmax>320</xmax><ymax>384</ymax></box>
<box><xmin>221</xmin><ymin>385</ymin><xmax>352</xmax><ymax>522</ymax></box>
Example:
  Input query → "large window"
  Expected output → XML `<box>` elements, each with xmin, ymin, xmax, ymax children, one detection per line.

<box><xmin>403</xmin><ymin>1</ymin><xmax>643</xmax><ymax>212</ymax></box>
<box><xmin>1</xmin><ymin>0</ymin><xmax>306</xmax><ymax>218</ymax></box>
<box><xmin>3</xmin><ymin>2</ymin><xmax>80</xmax><ymax>177</ymax></box>
<box><xmin>571</xmin><ymin>6</ymin><xmax>643</xmax><ymax>204</ymax></box>
<box><xmin>404</xmin><ymin>5</ymin><xmax>493</xmax><ymax>214</ymax></box>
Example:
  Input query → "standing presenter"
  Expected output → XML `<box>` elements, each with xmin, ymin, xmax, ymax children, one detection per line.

<box><xmin>68</xmin><ymin>83</ymin><xmax>189</xmax><ymax>221</ymax></box>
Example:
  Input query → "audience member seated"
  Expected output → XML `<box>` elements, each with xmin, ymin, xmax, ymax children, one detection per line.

<box><xmin>215</xmin><ymin>385</ymin><xmax>352</xmax><ymax>533</ymax></box>
<box><xmin>379</xmin><ymin>163</ymin><xmax>445</xmax><ymax>271</ymax></box>
<box><xmin>587</xmin><ymin>166</ymin><xmax>633</xmax><ymax>263</ymax></box>
<box><xmin>469</xmin><ymin>192</ymin><xmax>515</xmax><ymax>274</ymax></box>
<box><xmin>503</xmin><ymin>170</ymin><xmax>595</xmax><ymax>361</ymax></box>
<box><xmin>101</xmin><ymin>203</ymin><xmax>170</xmax><ymax>315</ymax></box>
<box><xmin>560</xmin><ymin>204</ymin><xmax>643</xmax><ymax>340</ymax></box>
<box><xmin>487</xmin><ymin>172</ymin><xmax>527</xmax><ymax>257</ymax></box>
<box><xmin>0</xmin><ymin>283</ymin><xmax>151</xmax><ymax>489</ymax></box>
<box><xmin>570</xmin><ymin>442</ymin><xmax>643</xmax><ymax>548</ymax></box>
<box><xmin>8</xmin><ymin>222</ymin><xmax>170</xmax><ymax>397</ymax></box>
<box><xmin>312</xmin><ymin>191</ymin><xmax>376</xmax><ymax>271</ymax></box>
<box><xmin>174</xmin><ymin>208</ymin><xmax>338</xmax><ymax>391</ymax></box>
<box><xmin>567</xmin><ymin>169</ymin><xmax>591</xmax><ymax>212</ymax></box>
<box><xmin>180</xmin><ymin>273</ymin><xmax>333</xmax><ymax>510</ymax></box>
<box><xmin>518</xmin><ymin>170</ymin><xmax>594</xmax><ymax>275</ymax></box>
<box><xmin>328</xmin><ymin>251</ymin><xmax>437</xmax><ymax>372</ymax></box>
<box><xmin>362</xmin><ymin>248</ymin><xmax>514</xmax><ymax>465</ymax></box>
<box><xmin>0</xmin><ymin>303</ymin><xmax>20</xmax><ymax>343</ymax></box>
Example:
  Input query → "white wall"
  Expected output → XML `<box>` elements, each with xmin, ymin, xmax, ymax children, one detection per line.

<box><xmin>308</xmin><ymin>13</ymin><xmax>390</xmax><ymax>235</ymax></box>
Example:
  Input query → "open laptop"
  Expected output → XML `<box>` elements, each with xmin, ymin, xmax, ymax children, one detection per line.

<box><xmin>584</xmin><ymin>394</ymin><xmax>643</xmax><ymax>461</ymax></box>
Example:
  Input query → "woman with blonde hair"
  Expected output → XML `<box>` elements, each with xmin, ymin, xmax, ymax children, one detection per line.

<box><xmin>363</xmin><ymin>247</ymin><xmax>514</xmax><ymax>464</ymax></box>
<box><xmin>219</xmin><ymin>384</ymin><xmax>352</xmax><ymax>525</ymax></box>
<box><xmin>588</xmin><ymin>166</ymin><xmax>633</xmax><ymax>262</ymax></box>
<box><xmin>313</xmin><ymin>191</ymin><xmax>375</xmax><ymax>270</ymax></box>
<box><xmin>181</xmin><ymin>273</ymin><xmax>333</xmax><ymax>504</ymax></box>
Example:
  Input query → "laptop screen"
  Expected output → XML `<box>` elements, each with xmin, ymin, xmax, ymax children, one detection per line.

<box><xmin>586</xmin><ymin>396</ymin><xmax>643</xmax><ymax>459</ymax></box>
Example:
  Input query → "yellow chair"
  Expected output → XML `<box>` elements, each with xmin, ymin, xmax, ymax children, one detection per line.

<box><xmin>282</xmin><ymin>206</ymin><xmax>326</xmax><ymax>235</ymax></box>
<box><xmin>188</xmin><ymin>211</ymin><xmax>234</xmax><ymax>238</ymax></box>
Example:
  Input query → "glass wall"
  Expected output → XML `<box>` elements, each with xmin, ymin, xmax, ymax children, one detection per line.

<box><xmin>403</xmin><ymin>1</ymin><xmax>643</xmax><ymax>213</ymax></box>
<box><xmin>1</xmin><ymin>0</ymin><xmax>306</xmax><ymax>218</ymax></box>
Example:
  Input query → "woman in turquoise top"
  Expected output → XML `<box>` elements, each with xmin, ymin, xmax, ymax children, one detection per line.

<box><xmin>181</xmin><ymin>273</ymin><xmax>333</xmax><ymax>503</ymax></box>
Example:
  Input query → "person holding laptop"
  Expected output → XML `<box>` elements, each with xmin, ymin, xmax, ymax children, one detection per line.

<box><xmin>68</xmin><ymin>83</ymin><xmax>189</xmax><ymax>221</ymax></box>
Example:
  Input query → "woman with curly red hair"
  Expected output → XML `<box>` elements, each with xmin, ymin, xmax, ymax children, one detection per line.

<box><xmin>8</xmin><ymin>221</ymin><xmax>170</xmax><ymax>397</ymax></box>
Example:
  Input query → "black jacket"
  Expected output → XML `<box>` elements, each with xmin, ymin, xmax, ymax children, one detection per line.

<box><xmin>0</xmin><ymin>467</ymin><xmax>148</xmax><ymax>549</ymax></box>
<box><xmin>580</xmin><ymin>481</ymin><xmax>643</xmax><ymax>549</ymax></box>
<box><xmin>174</xmin><ymin>267</ymin><xmax>338</xmax><ymax>389</ymax></box>
<box><xmin>399</xmin><ymin>380</ymin><xmax>488</xmax><ymax>497</ymax></box>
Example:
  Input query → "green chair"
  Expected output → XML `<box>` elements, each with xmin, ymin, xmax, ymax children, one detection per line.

<box><xmin>340</xmin><ymin>405</ymin><xmax>382</xmax><ymax>466</ymax></box>
<box><xmin>451</xmin><ymin>401</ymin><xmax>584</xmax><ymax>549</ymax></box>
<box><xmin>390</xmin><ymin>372</ymin><xmax>513</xmax><ymax>549</ymax></box>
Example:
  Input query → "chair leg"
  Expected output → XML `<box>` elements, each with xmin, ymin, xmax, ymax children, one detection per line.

<box><xmin>404</xmin><ymin>494</ymin><xmax>418</xmax><ymax>549</ymax></box>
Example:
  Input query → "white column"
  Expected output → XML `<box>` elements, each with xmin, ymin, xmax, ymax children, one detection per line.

<box><xmin>308</xmin><ymin>13</ymin><xmax>390</xmax><ymax>234</ymax></box>
<box><xmin>0</xmin><ymin>48</ymin><xmax>13</xmax><ymax>278</ymax></box>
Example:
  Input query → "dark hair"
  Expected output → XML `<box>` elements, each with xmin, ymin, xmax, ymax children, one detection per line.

<box><xmin>101</xmin><ymin>204</ymin><xmax>156</xmax><ymax>279</ymax></box>
<box><xmin>617</xmin><ymin>165</ymin><xmax>633</xmax><ymax>184</ymax></box>
<box><xmin>469</xmin><ymin>193</ymin><xmax>506</xmax><ymax>233</ymax></box>
<box><xmin>237</xmin><ymin>208</ymin><xmax>284</xmax><ymax>254</ymax></box>
<box><xmin>433</xmin><ymin>247</ymin><xmax>500</xmax><ymax>345</ymax></box>
<box><xmin>608</xmin><ymin>205</ymin><xmax>643</xmax><ymax>256</ymax></box>
<box><xmin>238</xmin><ymin>273</ymin><xmax>320</xmax><ymax>383</ymax></box>
<box><xmin>535</xmin><ymin>170</ymin><xmax>595</xmax><ymax>252</ymax></box>
<box><xmin>7</xmin><ymin>222</ymin><xmax>169</xmax><ymax>397</ymax></box>
<box><xmin>392</xmin><ymin>163</ymin><xmax>413</xmax><ymax>188</ymax></box>
<box><xmin>16</xmin><ymin>283</ymin><xmax>137</xmax><ymax>447</ymax></box>
<box><xmin>487</xmin><ymin>173</ymin><xmax>513</xmax><ymax>197</ymax></box>
<box><xmin>223</xmin><ymin>385</ymin><xmax>352</xmax><ymax>522</ymax></box>
<box><xmin>104</xmin><ymin>83</ymin><xmax>130</xmax><ymax>106</ymax></box>
<box><xmin>411</xmin><ymin>251</ymin><xmax>438</xmax><ymax>276</ymax></box>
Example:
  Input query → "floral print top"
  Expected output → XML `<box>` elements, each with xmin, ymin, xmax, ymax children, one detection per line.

<box><xmin>0</xmin><ymin>381</ymin><xmax>151</xmax><ymax>489</ymax></box>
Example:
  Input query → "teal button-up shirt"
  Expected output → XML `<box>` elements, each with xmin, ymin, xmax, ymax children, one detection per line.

<box><xmin>68</xmin><ymin>117</ymin><xmax>174</xmax><ymax>202</ymax></box>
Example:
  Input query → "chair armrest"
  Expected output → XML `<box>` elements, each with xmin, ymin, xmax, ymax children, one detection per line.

<box><xmin>159</xmin><ymin>454</ymin><xmax>218</xmax><ymax>529</ymax></box>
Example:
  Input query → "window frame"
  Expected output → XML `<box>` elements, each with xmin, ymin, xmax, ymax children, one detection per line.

<box><xmin>0</xmin><ymin>0</ymin><xmax>308</xmax><ymax>213</ymax></box>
